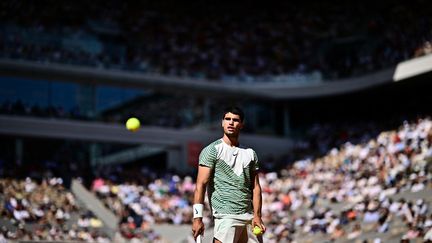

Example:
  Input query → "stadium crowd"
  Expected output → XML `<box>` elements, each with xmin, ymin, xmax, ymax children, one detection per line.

<box><xmin>0</xmin><ymin>160</ymin><xmax>169</xmax><ymax>242</ymax></box>
<box><xmin>1</xmin><ymin>1</ymin><xmax>431</xmax><ymax>82</ymax></box>
<box><xmin>0</xmin><ymin>100</ymin><xmax>85</xmax><ymax>120</ymax></box>
<box><xmin>1</xmin><ymin>97</ymin><xmax>431</xmax><ymax>242</ymax></box>
<box><xmin>88</xmin><ymin>117</ymin><xmax>432</xmax><ymax>242</ymax></box>
<box><xmin>0</xmin><ymin>136</ymin><xmax>166</xmax><ymax>242</ymax></box>
<box><xmin>0</xmin><ymin>115</ymin><xmax>430</xmax><ymax>242</ymax></box>
<box><xmin>0</xmin><ymin>177</ymin><xmax>110</xmax><ymax>242</ymax></box>
<box><xmin>260</xmin><ymin>117</ymin><xmax>432</xmax><ymax>242</ymax></box>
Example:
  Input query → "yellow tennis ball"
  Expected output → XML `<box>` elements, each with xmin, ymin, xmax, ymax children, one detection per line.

<box><xmin>126</xmin><ymin>117</ymin><xmax>140</xmax><ymax>131</ymax></box>
<box><xmin>253</xmin><ymin>226</ymin><xmax>263</xmax><ymax>235</ymax></box>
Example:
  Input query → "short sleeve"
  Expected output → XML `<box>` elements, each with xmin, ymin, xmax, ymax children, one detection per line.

<box><xmin>199</xmin><ymin>144</ymin><xmax>217</xmax><ymax>169</ymax></box>
<box><xmin>253</xmin><ymin>150</ymin><xmax>259</xmax><ymax>171</ymax></box>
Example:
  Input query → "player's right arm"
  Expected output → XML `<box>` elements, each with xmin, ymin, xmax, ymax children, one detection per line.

<box><xmin>192</xmin><ymin>165</ymin><xmax>212</xmax><ymax>240</ymax></box>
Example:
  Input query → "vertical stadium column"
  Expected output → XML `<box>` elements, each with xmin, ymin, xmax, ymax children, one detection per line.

<box><xmin>203</xmin><ymin>98</ymin><xmax>211</xmax><ymax>123</ymax></box>
<box><xmin>77</xmin><ymin>84</ymin><xmax>96</xmax><ymax>118</ymax></box>
<box><xmin>283</xmin><ymin>104</ymin><xmax>291</xmax><ymax>137</ymax></box>
<box><xmin>246</xmin><ymin>105</ymin><xmax>258</xmax><ymax>131</ymax></box>
<box><xmin>89</xmin><ymin>143</ymin><xmax>101</xmax><ymax>168</ymax></box>
<box><xmin>15</xmin><ymin>138</ymin><xmax>23</xmax><ymax>165</ymax></box>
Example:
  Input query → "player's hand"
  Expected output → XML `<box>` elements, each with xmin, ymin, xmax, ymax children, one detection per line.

<box><xmin>192</xmin><ymin>218</ymin><xmax>205</xmax><ymax>240</ymax></box>
<box><xmin>252</xmin><ymin>216</ymin><xmax>266</xmax><ymax>233</ymax></box>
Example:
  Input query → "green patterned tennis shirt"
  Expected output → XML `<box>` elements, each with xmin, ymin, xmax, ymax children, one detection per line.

<box><xmin>199</xmin><ymin>139</ymin><xmax>259</xmax><ymax>217</ymax></box>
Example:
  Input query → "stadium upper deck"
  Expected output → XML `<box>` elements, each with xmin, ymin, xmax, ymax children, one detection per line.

<box><xmin>1</xmin><ymin>0</ymin><xmax>431</xmax><ymax>83</ymax></box>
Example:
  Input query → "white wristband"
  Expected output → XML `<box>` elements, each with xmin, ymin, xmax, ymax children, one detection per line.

<box><xmin>193</xmin><ymin>204</ymin><xmax>204</xmax><ymax>218</ymax></box>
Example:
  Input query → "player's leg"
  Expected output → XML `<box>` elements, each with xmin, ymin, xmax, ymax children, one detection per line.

<box><xmin>236</xmin><ymin>225</ymin><xmax>248</xmax><ymax>243</ymax></box>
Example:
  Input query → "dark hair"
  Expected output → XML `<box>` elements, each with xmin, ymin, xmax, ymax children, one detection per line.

<box><xmin>222</xmin><ymin>106</ymin><xmax>244</xmax><ymax>122</ymax></box>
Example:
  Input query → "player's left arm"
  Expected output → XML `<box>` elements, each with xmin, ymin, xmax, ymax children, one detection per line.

<box><xmin>252</xmin><ymin>169</ymin><xmax>266</xmax><ymax>232</ymax></box>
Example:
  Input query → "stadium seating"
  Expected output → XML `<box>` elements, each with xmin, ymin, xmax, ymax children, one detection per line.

<box><xmin>85</xmin><ymin>117</ymin><xmax>432</xmax><ymax>242</ymax></box>
<box><xmin>1</xmin><ymin>1</ymin><xmax>431</xmax><ymax>82</ymax></box>
<box><xmin>0</xmin><ymin>177</ymin><xmax>110</xmax><ymax>242</ymax></box>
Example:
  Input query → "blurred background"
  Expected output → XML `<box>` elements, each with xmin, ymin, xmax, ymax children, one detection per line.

<box><xmin>0</xmin><ymin>0</ymin><xmax>431</xmax><ymax>242</ymax></box>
